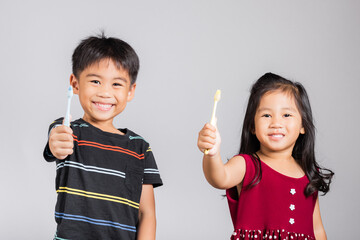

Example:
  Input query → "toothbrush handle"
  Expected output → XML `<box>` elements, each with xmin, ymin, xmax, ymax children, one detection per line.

<box><xmin>204</xmin><ymin>101</ymin><xmax>218</xmax><ymax>155</ymax></box>
<box><xmin>64</xmin><ymin>99</ymin><xmax>71</xmax><ymax>127</ymax></box>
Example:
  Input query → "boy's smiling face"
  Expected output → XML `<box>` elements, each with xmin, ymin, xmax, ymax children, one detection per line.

<box><xmin>70</xmin><ymin>59</ymin><xmax>136</xmax><ymax>132</ymax></box>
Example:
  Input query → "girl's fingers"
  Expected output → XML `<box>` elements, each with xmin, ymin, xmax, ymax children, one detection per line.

<box><xmin>204</xmin><ymin>123</ymin><xmax>216</xmax><ymax>131</ymax></box>
<box><xmin>199</xmin><ymin>128</ymin><xmax>216</xmax><ymax>139</ymax></box>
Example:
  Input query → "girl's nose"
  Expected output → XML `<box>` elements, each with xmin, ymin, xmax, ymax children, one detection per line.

<box><xmin>270</xmin><ymin>116</ymin><xmax>283</xmax><ymax>128</ymax></box>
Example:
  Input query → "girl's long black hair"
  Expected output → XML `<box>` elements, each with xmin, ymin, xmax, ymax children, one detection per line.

<box><xmin>240</xmin><ymin>73</ymin><xmax>334</xmax><ymax>197</ymax></box>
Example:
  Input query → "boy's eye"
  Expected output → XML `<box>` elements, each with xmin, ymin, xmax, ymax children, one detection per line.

<box><xmin>113</xmin><ymin>83</ymin><xmax>123</xmax><ymax>87</ymax></box>
<box><xmin>91</xmin><ymin>80</ymin><xmax>100</xmax><ymax>84</ymax></box>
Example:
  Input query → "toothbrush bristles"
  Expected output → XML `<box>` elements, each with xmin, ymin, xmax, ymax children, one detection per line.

<box><xmin>214</xmin><ymin>89</ymin><xmax>221</xmax><ymax>102</ymax></box>
<box><xmin>68</xmin><ymin>86</ymin><xmax>73</xmax><ymax>98</ymax></box>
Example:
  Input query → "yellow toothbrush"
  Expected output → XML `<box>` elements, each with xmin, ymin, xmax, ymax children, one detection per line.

<box><xmin>204</xmin><ymin>89</ymin><xmax>221</xmax><ymax>155</ymax></box>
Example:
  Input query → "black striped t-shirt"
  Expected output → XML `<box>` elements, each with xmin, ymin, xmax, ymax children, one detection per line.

<box><xmin>44</xmin><ymin>118</ymin><xmax>163</xmax><ymax>240</ymax></box>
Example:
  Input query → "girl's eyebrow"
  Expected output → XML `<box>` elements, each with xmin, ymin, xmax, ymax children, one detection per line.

<box><xmin>281</xmin><ymin>107</ymin><xmax>297</xmax><ymax>112</ymax></box>
<box><xmin>257</xmin><ymin>107</ymin><xmax>297</xmax><ymax>112</ymax></box>
<box><xmin>257</xmin><ymin>107</ymin><xmax>271</xmax><ymax>112</ymax></box>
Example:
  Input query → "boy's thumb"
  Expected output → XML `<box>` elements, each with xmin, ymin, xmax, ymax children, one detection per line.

<box><xmin>63</xmin><ymin>115</ymin><xmax>72</xmax><ymax>126</ymax></box>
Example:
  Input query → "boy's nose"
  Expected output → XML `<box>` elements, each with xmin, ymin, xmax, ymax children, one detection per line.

<box><xmin>96</xmin><ymin>84</ymin><xmax>112</xmax><ymax>98</ymax></box>
<box><xmin>97</xmin><ymin>92</ymin><xmax>111</xmax><ymax>98</ymax></box>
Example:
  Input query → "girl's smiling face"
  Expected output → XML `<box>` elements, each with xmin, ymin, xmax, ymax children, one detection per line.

<box><xmin>71</xmin><ymin>59</ymin><xmax>136</xmax><ymax>131</ymax></box>
<box><xmin>254</xmin><ymin>90</ymin><xmax>305</xmax><ymax>155</ymax></box>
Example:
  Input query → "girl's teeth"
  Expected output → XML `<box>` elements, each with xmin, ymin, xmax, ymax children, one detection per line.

<box><xmin>272</xmin><ymin>134</ymin><xmax>283</xmax><ymax>137</ymax></box>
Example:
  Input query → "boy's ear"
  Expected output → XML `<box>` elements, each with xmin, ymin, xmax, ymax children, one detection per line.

<box><xmin>127</xmin><ymin>83</ymin><xmax>136</xmax><ymax>102</ymax></box>
<box><xmin>70</xmin><ymin>74</ymin><xmax>79</xmax><ymax>94</ymax></box>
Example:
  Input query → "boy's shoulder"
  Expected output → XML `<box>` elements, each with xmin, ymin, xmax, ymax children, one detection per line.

<box><xmin>125</xmin><ymin>129</ymin><xmax>148</xmax><ymax>143</ymax></box>
<box><xmin>48</xmin><ymin>118</ymin><xmax>151</xmax><ymax>146</ymax></box>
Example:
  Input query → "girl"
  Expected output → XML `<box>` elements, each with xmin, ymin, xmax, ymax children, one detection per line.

<box><xmin>197</xmin><ymin>73</ymin><xmax>333</xmax><ymax>240</ymax></box>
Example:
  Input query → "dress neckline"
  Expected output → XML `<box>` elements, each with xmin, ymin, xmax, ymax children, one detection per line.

<box><xmin>259</xmin><ymin>159</ymin><xmax>307</xmax><ymax>180</ymax></box>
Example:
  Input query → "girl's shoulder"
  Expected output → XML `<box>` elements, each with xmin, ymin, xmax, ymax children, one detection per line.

<box><xmin>231</xmin><ymin>154</ymin><xmax>256</xmax><ymax>169</ymax></box>
<box><xmin>231</xmin><ymin>154</ymin><xmax>259</xmax><ymax>185</ymax></box>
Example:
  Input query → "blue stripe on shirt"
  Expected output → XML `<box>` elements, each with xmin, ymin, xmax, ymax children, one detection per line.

<box><xmin>55</xmin><ymin>212</ymin><xmax>136</xmax><ymax>232</ymax></box>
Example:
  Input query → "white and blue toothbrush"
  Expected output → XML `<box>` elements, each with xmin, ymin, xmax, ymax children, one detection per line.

<box><xmin>63</xmin><ymin>86</ymin><xmax>73</xmax><ymax>127</ymax></box>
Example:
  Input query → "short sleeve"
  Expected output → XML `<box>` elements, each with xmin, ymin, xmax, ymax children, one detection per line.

<box><xmin>241</xmin><ymin>154</ymin><xmax>257</xmax><ymax>188</ymax></box>
<box><xmin>43</xmin><ymin>118</ymin><xmax>63</xmax><ymax>162</ymax></box>
<box><xmin>143</xmin><ymin>145</ymin><xmax>163</xmax><ymax>188</ymax></box>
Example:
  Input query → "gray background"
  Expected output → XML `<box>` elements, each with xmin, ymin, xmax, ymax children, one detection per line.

<box><xmin>0</xmin><ymin>0</ymin><xmax>359</xmax><ymax>239</ymax></box>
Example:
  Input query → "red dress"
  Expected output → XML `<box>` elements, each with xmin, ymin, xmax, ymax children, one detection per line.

<box><xmin>226</xmin><ymin>154</ymin><xmax>317</xmax><ymax>240</ymax></box>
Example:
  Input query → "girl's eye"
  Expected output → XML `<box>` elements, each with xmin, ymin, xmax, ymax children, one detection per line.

<box><xmin>113</xmin><ymin>83</ymin><xmax>123</xmax><ymax>87</ymax></box>
<box><xmin>284</xmin><ymin>114</ymin><xmax>292</xmax><ymax>117</ymax></box>
<box><xmin>262</xmin><ymin>114</ymin><xmax>271</xmax><ymax>118</ymax></box>
<box><xmin>91</xmin><ymin>80</ymin><xmax>100</xmax><ymax>84</ymax></box>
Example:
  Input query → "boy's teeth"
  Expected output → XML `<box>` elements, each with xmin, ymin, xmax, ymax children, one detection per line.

<box><xmin>98</xmin><ymin>103</ymin><xmax>111</xmax><ymax>107</ymax></box>
<box><xmin>95</xmin><ymin>103</ymin><xmax>112</xmax><ymax>110</ymax></box>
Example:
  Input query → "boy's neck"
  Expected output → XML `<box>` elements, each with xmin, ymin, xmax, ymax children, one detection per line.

<box><xmin>82</xmin><ymin>116</ymin><xmax>124</xmax><ymax>135</ymax></box>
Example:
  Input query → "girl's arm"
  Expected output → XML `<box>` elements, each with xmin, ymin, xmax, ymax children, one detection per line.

<box><xmin>313</xmin><ymin>197</ymin><xmax>327</xmax><ymax>240</ymax></box>
<box><xmin>198</xmin><ymin>123</ymin><xmax>246</xmax><ymax>189</ymax></box>
<box><xmin>137</xmin><ymin>184</ymin><xmax>156</xmax><ymax>240</ymax></box>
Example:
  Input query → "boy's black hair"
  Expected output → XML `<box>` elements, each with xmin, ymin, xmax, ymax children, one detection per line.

<box><xmin>72</xmin><ymin>32</ymin><xmax>139</xmax><ymax>85</ymax></box>
<box><xmin>239</xmin><ymin>72</ymin><xmax>334</xmax><ymax>197</ymax></box>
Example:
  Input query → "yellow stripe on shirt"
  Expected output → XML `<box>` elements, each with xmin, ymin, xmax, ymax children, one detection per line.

<box><xmin>57</xmin><ymin>187</ymin><xmax>139</xmax><ymax>209</ymax></box>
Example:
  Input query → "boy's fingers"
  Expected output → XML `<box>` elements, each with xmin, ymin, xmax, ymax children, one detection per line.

<box><xmin>52</xmin><ymin>144</ymin><xmax>74</xmax><ymax>160</ymax></box>
<box><xmin>58</xmin><ymin>141</ymin><xmax>74</xmax><ymax>149</ymax></box>
<box><xmin>51</xmin><ymin>132</ymin><xmax>73</xmax><ymax>142</ymax></box>
<box><xmin>63</xmin><ymin>125</ymin><xmax>73</xmax><ymax>134</ymax></box>
<box><xmin>53</xmin><ymin>125</ymin><xmax>73</xmax><ymax>135</ymax></box>
<box><xmin>61</xmin><ymin>148</ymin><xmax>73</xmax><ymax>155</ymax></box>
<box><xmin>62</xmin><ymin>115</ymin><xmax>72</xmax><ymax>124</ymax></box>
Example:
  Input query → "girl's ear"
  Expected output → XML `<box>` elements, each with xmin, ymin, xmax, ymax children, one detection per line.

<box><xmin>300</xmin><ymin>126</ymin><xmax>305</xmax><ymax>134</ymax></box>
<box><xmin>70</xmin><ymin>74</ymin><xmax>79</xmax><ymax>94</ymax></box>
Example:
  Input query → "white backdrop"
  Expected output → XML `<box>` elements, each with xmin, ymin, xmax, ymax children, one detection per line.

<box><xmin>0</xmin><ymin>0</ymin><xmax>359</xmax><ymax>239</ymax></box>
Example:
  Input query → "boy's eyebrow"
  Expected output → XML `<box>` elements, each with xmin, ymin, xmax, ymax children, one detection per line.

<box><xmin>86</xmin><ymin>73</ymin><xmax>102</xmax><ymax>79</ymax></box>
<box><xmin>86</xmin><ymin>74</ymin><xmax>128</xmax><ymax>82</ymax></box>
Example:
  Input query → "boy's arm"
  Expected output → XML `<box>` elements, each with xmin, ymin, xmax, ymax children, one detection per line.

<box><xmin>137</xmin><ymin>184</ymin><xmax>156</xmax><ymax>240</ymax></box>
<box><xmin>313</xmin><ymin>197</ymin><xmax>327</xmax><ymax>240</ymax></box>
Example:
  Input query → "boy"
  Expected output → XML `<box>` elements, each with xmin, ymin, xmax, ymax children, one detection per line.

<box><xmin>43</xmin><ymin>34</ymin><xmax>162</xmax><ymax>240</ymax></box>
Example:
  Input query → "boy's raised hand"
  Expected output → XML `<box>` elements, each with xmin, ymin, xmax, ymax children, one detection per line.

<box><xmin>49</xmin><ymin>124</ymin><xmax>74</xmax><ymax>160</ymax></box>
<box><xmin>197</xmin><ymin>123</ymin><xmax>221</xmax><ymax>156</ymax></box>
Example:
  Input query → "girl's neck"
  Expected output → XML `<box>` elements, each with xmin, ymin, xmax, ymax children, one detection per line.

<box><xmin>256</xmin><ymin>148</ymin><xmax>305</xmax><ymax>178</ymax></box>
<box><xmin>257</xmin><ymin>147</ymin><xmax>293</xmax><ymax>163</ymax></box>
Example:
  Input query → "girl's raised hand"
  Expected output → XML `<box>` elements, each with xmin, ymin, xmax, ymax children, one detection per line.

<box><xmin>197</xmin><ymin>123</ymin><xmax>221</xmax><ymax>156</ymax></box>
